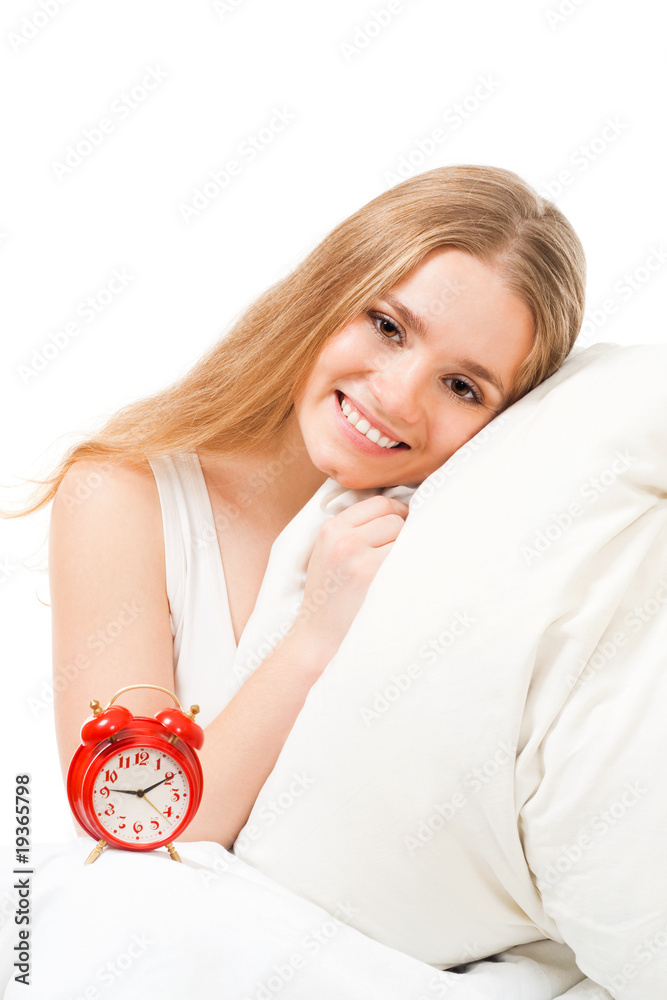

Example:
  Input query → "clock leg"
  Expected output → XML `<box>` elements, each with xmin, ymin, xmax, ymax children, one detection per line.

<box><xmin>84</xmin><ymin>839</ymin><xmax>107</xmax><ymax>865</ymax></box>
<box><xmin>165</xmin><ymin>842</ymin><xmax>182</xmax><ymax>863</ymax></box>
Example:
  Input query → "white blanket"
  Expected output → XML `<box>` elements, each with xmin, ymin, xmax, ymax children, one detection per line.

<box><xmin>1</xmin><ymin>840</ymin><xmax>580</xmax><ymax>998</ymax></box>
<box><xmin>3</xmin><ymin>342</ymin><xmax>666</xmax><ymax>998</ymax></box>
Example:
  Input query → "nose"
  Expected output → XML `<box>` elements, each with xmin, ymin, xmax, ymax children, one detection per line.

<box><xmin>369</xmin><ymin>355</ymin><xmax>426</xmax><ymax>429</ymax></box>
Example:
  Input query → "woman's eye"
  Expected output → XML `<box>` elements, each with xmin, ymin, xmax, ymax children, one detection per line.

<box><xmin>443</xmin><ymin>377</ymin><xmax>483</xmax><ymax>405</ymax></box>
<box><xmin>368</xmin><ymin>311</ymin><xmax>403</xmax><ymax>343</ymax></box>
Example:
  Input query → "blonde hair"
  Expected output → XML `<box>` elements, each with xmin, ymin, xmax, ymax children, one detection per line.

<box><xmin>3</xmin><ymin>164</ymin><xmax>585</xmax><ymax>520</ymax></box>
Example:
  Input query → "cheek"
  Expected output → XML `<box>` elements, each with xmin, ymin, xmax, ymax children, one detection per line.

<box><xmin>308</xmin><ymin>324</ymin><xmax>372</xmax><ymax>385</ymax></box>
<box><xmin>293</xmin><ymin>350</ymin><xmax>340</xmax><ymax>415</ymax></box>
<box><xmin>428</xmin><ymin>412</ymin><xmax>487</xmax><ymax>461</ymax></box>
<box><xmin>323</xmin><ymin>325</ymin><xmax>363</xmax><ymax>363</ymax></box>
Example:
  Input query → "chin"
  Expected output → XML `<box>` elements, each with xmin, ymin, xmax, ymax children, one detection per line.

<box><xmin>334</xmin><ymin>467</ymin><xmax>397</xmax><ymax>490</ymax></box>
<box><xmin>315</xmin><ymin>462</ymin><xmax>356</xmax><ymax>489</ymax></box>
<box><xmin>313</xmin><ymin>459</ymin><xmax>366</xmax><ymax>490</ymax></box>
<box><xmin>332</xmin><ymin>472</ymin><xmax>368</xmax><ymax>489</ymax></box>
<box><xmin>308</xmin><ymin>442</ymin><xmax>405</xmax><ymax>491</ymax></box>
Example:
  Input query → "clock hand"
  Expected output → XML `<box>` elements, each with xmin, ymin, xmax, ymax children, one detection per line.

<box><xmin>142</xmin><ymin>793</ymin><xmax>174</xmax><ymax>826</ymax></box>
<box><xmin>112</xmin><ymin>776</ymin><xmax>171</xmax><ymax>797</ymax></box>
<box><xmin>141</xmin><ymin>777</ymin><xmax>170</xmax><ymax>795</ymax></box>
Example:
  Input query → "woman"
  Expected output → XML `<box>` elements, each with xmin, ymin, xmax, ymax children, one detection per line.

<box><xmin>9</xmin><ymin>162</ymin><xmax>585</xmax><ymax>842</ymax></box>
<box><xmin>5</xmin><ymin>165</ymin><xmax>585</xmax><ymax>989</ymax></box>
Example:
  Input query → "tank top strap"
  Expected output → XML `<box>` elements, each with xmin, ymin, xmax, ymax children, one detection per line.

<box><xmin>146</xmin><ymin>453</ymin><xmax>193</xmax><ymax>643</ymax></box>
<box><xmin>146</xmin><ymin>452</ymin><xmax>237</xmax><ymax>719</ymax></box>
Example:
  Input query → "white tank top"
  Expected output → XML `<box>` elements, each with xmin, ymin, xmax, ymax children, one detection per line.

<box><xmin>146</xmin><ymin>452</ymin><xmax>417</xmax><ymax>725</ymax></box>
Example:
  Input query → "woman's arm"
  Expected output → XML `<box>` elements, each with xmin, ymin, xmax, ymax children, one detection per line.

<box><xmin>50</xmin><ymin>459</ymin><xmax>177</xmax><ymax>815</ymax></box>
<box><xmin>186</xmin><ymin>486</ymin><xmax>408</xmax><ymax>847</ymax></box>
<box><xmin>183</xmin><ymin>625</ymin><xmax>334</xmax><ymax>846</ymax></box>
<box><xmin>49</xmin><ymin>459</ymin><xmax>331</xmax><ymax>846</ymax></box>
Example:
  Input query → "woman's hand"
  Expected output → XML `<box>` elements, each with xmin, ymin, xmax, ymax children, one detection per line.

<box><xmin>293</xmin><ymin>495</ymin><xmax>410</xmax><ymax>661</ymax></box>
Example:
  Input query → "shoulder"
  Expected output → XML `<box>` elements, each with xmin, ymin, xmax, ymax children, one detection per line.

<box><xmin>53</xmin><ymin>456</ymin><xmax>161</xmax><ymax>523</ymax></box>
<box><xmin>50</xmin><ymin>456</ymin><xmax>165</xmax><ymax>577</ymax></box>
<box><xmin>55</xmin><ymin>455</ymin><xmax>158</xmax><ymax>505</ymax></box>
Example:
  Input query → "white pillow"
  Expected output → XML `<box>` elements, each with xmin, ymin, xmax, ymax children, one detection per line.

<box><xmin>234</xmin><ymin>341</ymin><xmax>667</xmax><ymax>998</ymax></box>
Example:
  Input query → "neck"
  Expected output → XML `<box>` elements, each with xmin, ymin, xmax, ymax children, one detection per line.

<box><xmin>198</xmin><ymin>417</ymin><xmax>329</xmax><ymax>527</ymax></box>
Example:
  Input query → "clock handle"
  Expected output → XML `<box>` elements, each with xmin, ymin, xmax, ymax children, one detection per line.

<box><xmin>107</xmin><ymin>683</ymin><xmax>185</xmax><ymax>711</ymax></box>
<box><xmin>101</xmin><ymin>684</ymin><xmax>204</xmax><ymax>749</ymax></box>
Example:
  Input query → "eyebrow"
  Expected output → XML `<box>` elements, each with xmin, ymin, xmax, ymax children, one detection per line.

<box><xmin>380</xmin><ymin>293</ymin><xmax>506</xmax><ymax>398</ymax></box>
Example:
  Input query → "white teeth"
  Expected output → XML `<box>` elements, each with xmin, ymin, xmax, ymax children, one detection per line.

<box><xmin>338</xmin><ymin>393</ymin><xmax>401</xmax><ymax>449</ymax></box>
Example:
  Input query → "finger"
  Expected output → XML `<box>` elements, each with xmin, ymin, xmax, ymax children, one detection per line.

<box><xmin>355</xmin><ymin>512</ymin><xmax>407</xmax><ymax>549</ymax></box>
<box><xmin>335</xmin><ymin>495</ymin><xmax>409</xmax><ymax>528</ymax></box>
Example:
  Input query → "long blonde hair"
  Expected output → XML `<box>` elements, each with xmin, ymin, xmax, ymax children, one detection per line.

<box><xmin>3</xmin><ymin>164</ymin><xmax>586</xmax><ymax>519</ymax></box>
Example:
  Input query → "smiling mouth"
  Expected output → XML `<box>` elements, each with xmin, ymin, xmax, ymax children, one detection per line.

<box><xmin>335</xmin><ymin>391</ymin><xmax>410</xmax><ymax>449</ymax></box>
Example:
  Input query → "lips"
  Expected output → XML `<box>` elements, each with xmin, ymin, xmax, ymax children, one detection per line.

<box><xmin>336</xmin><ymin>391</ymin><xmax>410</xmax><ymax>448</ymax></box>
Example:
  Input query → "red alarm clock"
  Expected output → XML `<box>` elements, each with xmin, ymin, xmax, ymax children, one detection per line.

<box><xmin>67</xmin><ymin>684</ymin><xmax>204</xmax><ymax>865</ymax></box>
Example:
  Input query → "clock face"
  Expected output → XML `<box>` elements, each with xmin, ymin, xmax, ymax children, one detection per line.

<box><xmin>91</xmin><ymin>745</ymin><xmax>191</xmax><ymax>845</ymax></box>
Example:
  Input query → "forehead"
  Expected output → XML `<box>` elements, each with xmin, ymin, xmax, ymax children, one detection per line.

<box><xmin>392</xmin><ymin>247</ymin><xmax>504</xmax><ymax>303</ymax></box>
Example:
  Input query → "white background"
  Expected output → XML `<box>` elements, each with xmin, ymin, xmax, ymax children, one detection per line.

<box><xmin>1</xmin><ymin>0</ymin><xmax>665</xmax><ymax>848</ymax></box>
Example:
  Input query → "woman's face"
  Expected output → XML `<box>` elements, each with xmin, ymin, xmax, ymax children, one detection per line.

<box><xmin>293</xmin><ymin>247</ymin><xmax>536</xmax><ymax>489</ymax></box>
